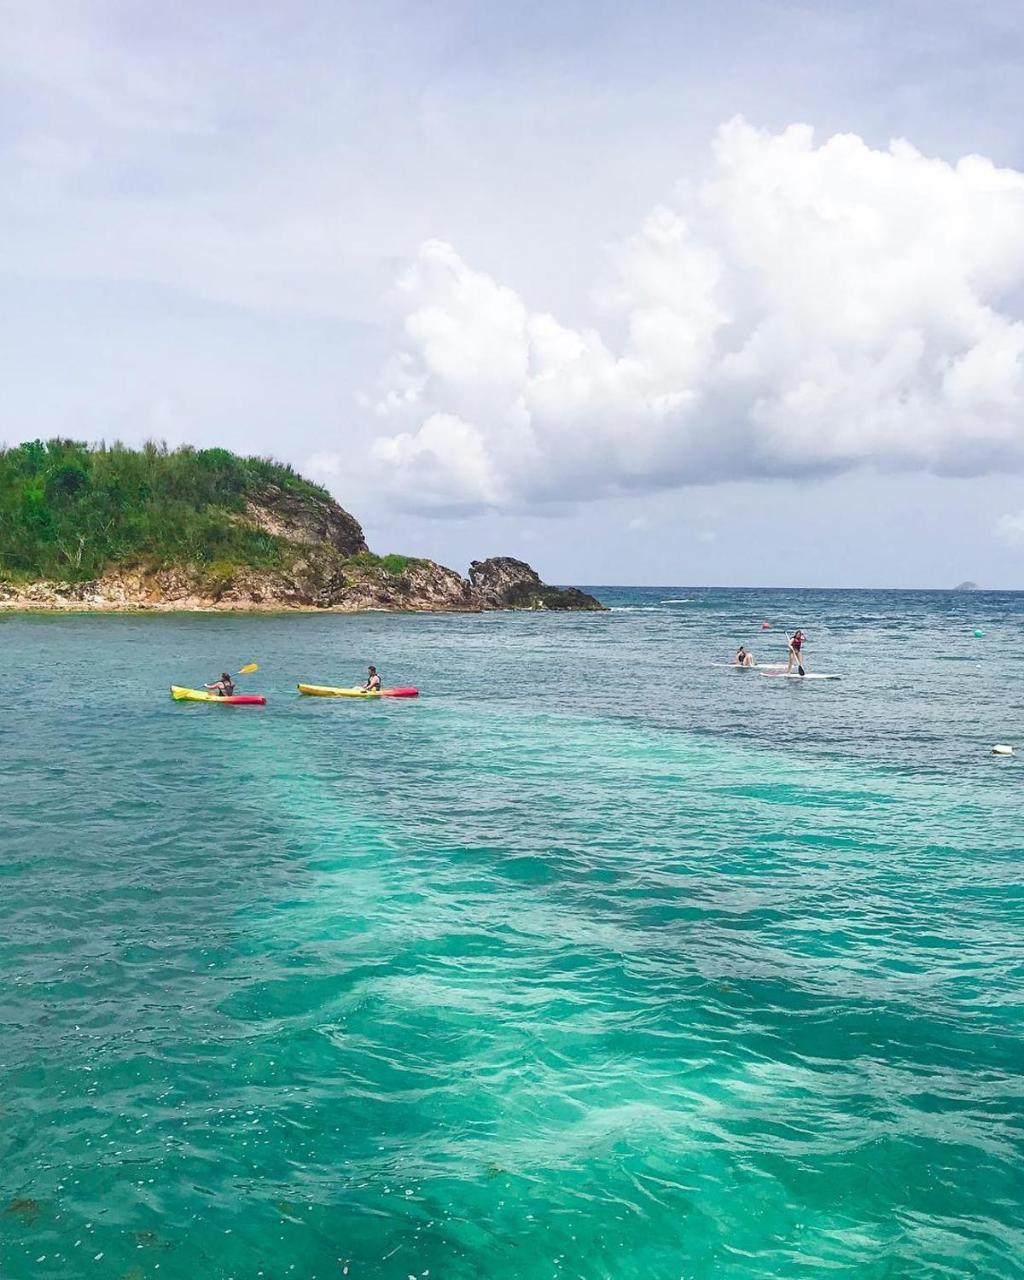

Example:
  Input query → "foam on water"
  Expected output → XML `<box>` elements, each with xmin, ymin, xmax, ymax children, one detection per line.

<box><xmin>2</xmin><ymin>589</ymin><xmax>1023</xmax><ymax>1278</ymax></box>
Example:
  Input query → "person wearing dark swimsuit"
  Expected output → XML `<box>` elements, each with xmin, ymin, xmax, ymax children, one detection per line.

<box><xmin>205</xmin><ymin>672</ymin><xmax>236</xmax><ymax>697</ymax></box>
<box><xmin>362</xmin><ymin>666</ymin><xmax>382</xmax><ymax>692</ymax></box>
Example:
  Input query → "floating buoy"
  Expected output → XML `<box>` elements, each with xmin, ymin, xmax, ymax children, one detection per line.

<box><xmin>974</xmin><ymin>629</ymin><xmax>984</xmax><ymax>637</ymax></box>
<box><xmin>992</xmin><ymin>745</ymin><xmax>1014</xmax><ymax>755</ymax></box>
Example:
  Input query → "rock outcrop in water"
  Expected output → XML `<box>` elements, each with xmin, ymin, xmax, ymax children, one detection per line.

<box><xmin>469</xmin><ymin>557</ymin><xmax>604</xmax><ymax>610</ymax></box>
<box><xmin>0</xmin><ymin>441</ymin><xmax>605</xmax><ymax>613</ymax></box>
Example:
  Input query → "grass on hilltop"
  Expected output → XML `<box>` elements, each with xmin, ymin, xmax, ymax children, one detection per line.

<box><xmin>0</xmin><ymin>439</ymin><xmax>356</xmax><ymax>583</ymax></box>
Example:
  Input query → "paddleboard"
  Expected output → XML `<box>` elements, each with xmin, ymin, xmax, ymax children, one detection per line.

<box><xmin>712</xmin><ymin>662</ymin><xmax>787</xmax><ymax>670</ymax></box>
<box><xmin>761</xmin><ymin>672</ymin><xmax>840</xmax><ymax>681</ymax></box>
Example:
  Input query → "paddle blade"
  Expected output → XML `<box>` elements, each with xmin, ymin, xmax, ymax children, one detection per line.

<box><xmin>238</xmin><ymin>663</ymin><xmax>259</xmax><ymax>675</ymax></box>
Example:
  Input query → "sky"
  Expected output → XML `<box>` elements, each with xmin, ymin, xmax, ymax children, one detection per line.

<box><xmin>2</xmin><ymin>0</ymin><xmax>1024</xmax><ymax>586</ymax></box>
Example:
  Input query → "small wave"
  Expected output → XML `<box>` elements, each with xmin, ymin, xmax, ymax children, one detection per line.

<box><xmin>660</xmin><ymin>598</ymin><xmax>694</xmax><ymax>604</ymax></box>
<box><xmin>610</xmin><ymin>606</ymin><xmax>671</xmax><ymax>613</ymax></box>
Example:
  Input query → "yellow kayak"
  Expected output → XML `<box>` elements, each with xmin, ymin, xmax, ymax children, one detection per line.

<box><xmin>297</xmin><ymin>683</ymin><xmax>419</xmax><ymax>698</ymax></box>
<box><xmin>170</xmin><ymin>685</ymin><xmax>267</xmax><ymax>705</ymax></box>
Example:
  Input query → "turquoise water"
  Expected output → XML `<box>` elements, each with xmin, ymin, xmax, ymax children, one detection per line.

<box><xmin>2</xmin><ymin>588</ymin><xmax>1023</xmax><ymax>1279</ymax></box>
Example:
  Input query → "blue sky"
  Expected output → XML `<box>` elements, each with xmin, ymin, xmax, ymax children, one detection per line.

<box><xmin>2</xmin><ymin>0</ymin><xmax>1024</xmax><ymax>585</ymax></box>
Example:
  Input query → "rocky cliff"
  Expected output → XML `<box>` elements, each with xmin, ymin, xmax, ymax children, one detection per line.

<box><xmin>0</xmin><ymin>555</ymin><xmax>603</xmax><ymax>612</ymax></box>
<box><xmin>244</xmin><ymin>481</ymin><xmax>367</xmax><ymax>557</ymax></box>
<box><xmin>0</xmin><ymin>441</ymin><xmax>605</xmax><ymax>612</ymax></box>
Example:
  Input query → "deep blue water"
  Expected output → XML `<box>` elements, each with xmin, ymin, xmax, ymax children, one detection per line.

<box><xmin>1</xmin><ymin>587</ymin><xmax>1022</xmax><ymax>1279</ymax></box>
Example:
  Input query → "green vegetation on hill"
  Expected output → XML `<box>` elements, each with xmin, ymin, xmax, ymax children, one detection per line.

<box><xmin>0</xmin><ymin>439</ymin><xmax>337</xmax><ymax>583</ymax></box>
<box><xmin>346</xmin><ymin>550</ymin><xmax>417</xmax><ymax>575</ymax></box>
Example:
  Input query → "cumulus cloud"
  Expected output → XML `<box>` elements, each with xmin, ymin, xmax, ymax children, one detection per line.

<box><xmin>995</xmin><ymin>511</ymin><xmax>1024</xmax><ymax>544</ymax></box>
<box><xmin>364</xmin><ymin>119</ymin><xmax>1024</xmax><ymax>512</ymax></box>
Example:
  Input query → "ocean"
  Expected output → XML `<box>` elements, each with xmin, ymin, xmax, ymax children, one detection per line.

<box><xmin>2</xmin><ymin>587</ymin><xmax>1022</xmax><ymax>1279</ymax></box>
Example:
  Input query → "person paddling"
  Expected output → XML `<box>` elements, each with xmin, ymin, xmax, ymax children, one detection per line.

<box><xmin>362</xmin><ymin>665</ymin><xmax>382</xmax><ymax>692</ymax></box>
<box><xmin>205</xmin><ymin>672</ymin><xmax>236</xmax><ymax>697</ymax></box>
<box><xmin>787</xmin><ymin>630</ymin><xmax>806</xmax><ymax>676</ymax></box>
<box><xmin>735</xmin><ymin>646</ymin><xmax>755</xmax><ymax>668</ymax></box>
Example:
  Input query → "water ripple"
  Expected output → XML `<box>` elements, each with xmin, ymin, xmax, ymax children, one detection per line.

<box><xmin>1</xmin><ymin>599</ymin><xmax>1022</xmax><ymax>1277</ymax></box>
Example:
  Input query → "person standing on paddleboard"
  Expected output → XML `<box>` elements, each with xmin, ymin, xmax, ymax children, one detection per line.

<box><xmin>786</xmin><ymin>631</ymin><xmax>806</xmax><ymax>676</ymax></box>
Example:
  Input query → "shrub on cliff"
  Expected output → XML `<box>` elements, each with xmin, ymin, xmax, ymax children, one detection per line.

<box><xmin>0</xmin><ymin>439</ymin><xmax>334</xmax><ymax>582</ymax></box>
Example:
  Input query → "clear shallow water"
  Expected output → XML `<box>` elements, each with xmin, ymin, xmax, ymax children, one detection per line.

<box><xmin>1</xmin><ymin>588</ymin><xmax>1023</xmax><ymax>1279</ymax></box>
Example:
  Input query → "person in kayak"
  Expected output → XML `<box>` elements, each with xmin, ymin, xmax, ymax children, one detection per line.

<box><xmin>362</xmin><ymin>666</ymin><xmax>382</xmax><ymax>692</ymax></box>
<box><xmin>787</xmin><ymin>630</ymin><xmax>806</xmax><ymax>675</ymax></box>
<box><xmin>735</xmin><ymin>646</ymin><xmax>755</xmax><ymax>667</ymax></box>
<box><xmin>205</xmin><ymin>672</ymin><xmax>236</xmax><ymax>697</ymax></box>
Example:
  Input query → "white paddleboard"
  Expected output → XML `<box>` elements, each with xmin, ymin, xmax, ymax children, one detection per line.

<box><xmin>712</xmin><ymin>662</ymin><xmax>787</xmax><ymax>670</ymax></box>
<box><xmin>762</xmin><ymin>671</ymin><xmax>840</xmax><ymax>681</ymax></box>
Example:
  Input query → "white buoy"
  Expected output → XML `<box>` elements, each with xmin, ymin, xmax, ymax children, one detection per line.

<box><xmin>992</xmin><ymin>744</ymin><xmax>1014</xmax><ymax>755</ymax></box>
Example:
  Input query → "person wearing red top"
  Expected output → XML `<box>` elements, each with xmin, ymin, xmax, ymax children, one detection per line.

<box><xmin>787</xmin><ymin>630</ymin><xmax>806</xmax><ymax>675</ymax></box>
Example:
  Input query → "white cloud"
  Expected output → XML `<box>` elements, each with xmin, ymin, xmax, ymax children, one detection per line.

<box><xmin>304</xmin><ymin>451</ymin><xmax>344</xmax><ymax>480</ymax></box>
<box><xmin>372</xmin><ymin>412</ymin><xmax>504</xmax><ymax>512</ymax></box>
<box><xmin>366</xmin><ymin>119</ymin><xmax>1024</xmax><ymax>513</ymax></box>
<box><xmin>995</xmin><ymin>511</ymin><xmax>1024</xmax><ymax>545</ymax></box>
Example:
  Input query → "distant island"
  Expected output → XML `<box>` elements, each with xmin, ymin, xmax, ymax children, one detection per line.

<box><xmin>953</xmin><ymin>581</ymin><xmax>979</xmax><ymax>591</ymax></box>
<box><xmin>0</xmin><ymin>440</ymin><xmax>604</xmax><ymax>612</ymax></box>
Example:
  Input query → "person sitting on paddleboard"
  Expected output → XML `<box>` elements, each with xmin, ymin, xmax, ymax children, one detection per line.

<box><xmin>787</xmin><ymin>630</ymin><xmax>806</xmax><ymax>674</ymax></box>
<box><xmin>362</xmin><ymin>666</ymin><xmax>382</xmax><ymax>692</ymax></box>
<box><xmin>205</xmin><ymin>672</ymin><xmax>235</xmax><ymax>697</ymax></box>
<box><xmin>735</xmin><ymin>646</ymin><xmax>755</xmax><ymax>668</ymax></box>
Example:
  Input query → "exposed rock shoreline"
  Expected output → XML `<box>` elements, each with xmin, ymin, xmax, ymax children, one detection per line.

<box><xmin>0</xmin><ymin>555</ymin><xmax>605</xmax><ymax>613</ymax></box>
<box><xmin>0</xmin><ymin>448</ymin><xmax>605</xmax><ymax>613</ymax></box>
